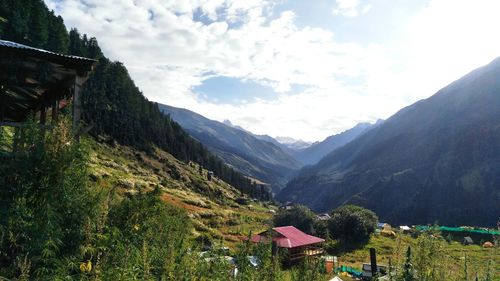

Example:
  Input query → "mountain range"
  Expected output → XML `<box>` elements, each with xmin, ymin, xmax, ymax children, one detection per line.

<box><xmin>278</xmin><ymin>58</ymin><xmax>500</xmax><ymax>226</ymax></box>
<box><xmin>158</xmin><ymin>104</ymin><xmax>380</xmax><ymax>192</ymax></box>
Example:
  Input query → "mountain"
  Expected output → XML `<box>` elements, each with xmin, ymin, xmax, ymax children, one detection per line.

<box><xmin>275</xmin><ymin>136</ymin><xmax>314</xmax><ymax>150</ymax></box>
<box><xmin>159</xmin><ymin>104</ymin><xmax>301</xmax><ymax>191</ymax></box>
<box><xmin>221</xmin><ymin>119</ymin><xmax>375</xmax><ymax>167</ymax></box>
<box><xmin>221</xmin><ymin>119</ymin><xmax>251</xmax><ymax>133</ymax></box>
<box><xmin>253</xmin><ymin>134</ymin><xmax>314</xmax><ymax>152</ymax></box>
<box><xmin>221</xmin><ymin>121</ymin><xmax>314</xmax><ymax>151</ymax></box>
<box><xmin>292</xmin><ymin>121</ymin><xmax>381</xmax><ymax>165</ymax></box>
<box><xmin>278</xmin><ymin>58</ymin><xmax>500</xmax><ymax>226</ymax></box>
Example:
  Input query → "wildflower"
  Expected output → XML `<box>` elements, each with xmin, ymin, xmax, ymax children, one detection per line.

<box><xmin>80</xmin><ymin>260</ymin><xmax>92</xmax><ymax>273</ymax></box>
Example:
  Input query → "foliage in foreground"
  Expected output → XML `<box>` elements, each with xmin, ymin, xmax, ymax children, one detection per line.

<box><xmin>0</xmin><ymin>119</ymin><xmax>94</xmax><ymax>278</ymax></box>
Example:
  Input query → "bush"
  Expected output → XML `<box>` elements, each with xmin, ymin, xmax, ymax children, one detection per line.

<box><xmin>102</xmin><ymin>189</ymin><xmax>193</xmax><ymax>279</ymax></box>
<box><xmin>328</xmin><ymin>205</ymin><xmax>378</xmax><ymax>245</ymax></box>
<box><xmin>273</xmin><ymin>205</ymin><xmax>316</xmax><ymax>234</ymax></box>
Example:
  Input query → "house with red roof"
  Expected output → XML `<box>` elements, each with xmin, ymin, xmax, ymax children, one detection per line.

<box><xmin>248</xmin><ymin>226</ymin><xmax>325</xmax><ymax>261</ymax></box>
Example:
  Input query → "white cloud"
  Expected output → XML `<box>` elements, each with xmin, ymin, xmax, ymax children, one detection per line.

<box><xmin>332</xmin><ymin>0</ymin><xmax>371</xmax><ymax>17</ymax></box>
<box><xmin>401</xmin><ymin>0</ymin><xmax>500</xmax><ymax>98</ymax></box>
<box><xmin>46</xmin><ymin>0</ymin><xmax>383</xmax><ymax>140</ymax></box>
<box><xmin>45</xmin><ymin>0</ymin><xmax>500</xmax><ymax>141</ymax></box>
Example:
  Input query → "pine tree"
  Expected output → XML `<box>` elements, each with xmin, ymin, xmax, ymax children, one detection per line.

<box><xmin>46</xmin><ymin>13</ymin><xmax>68</xmax><ymax>53</ymax></box>
<box><xmin>28</xmin><ymin>1</ymin><xmax>48</xmax><ymax>48</ymax></box>
<box><xmin>86</xmin><ymin>37</ymin><xmax>103</xmax><ymax>59</ymax></box>
<box><xmin>68</xmin><ymin>28</ymin><xmax>86</xmax><ymax>56</ymax></box>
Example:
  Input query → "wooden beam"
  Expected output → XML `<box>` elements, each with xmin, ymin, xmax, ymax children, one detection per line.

<box><xmin>72</xmin><ymin>75</ymin><xmax>85</xmax><ymax>141</ymax></box>
<box><xmin>40</xmin><ymin>105</ymin><xmax>46</xmax><ymax>125</ymax></box>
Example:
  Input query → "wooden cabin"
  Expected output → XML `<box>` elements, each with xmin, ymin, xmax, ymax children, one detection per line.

<box><xmin>249</xmin><ymin>226</ymin><xmax>324</xmax><ymax>261</ymax></box>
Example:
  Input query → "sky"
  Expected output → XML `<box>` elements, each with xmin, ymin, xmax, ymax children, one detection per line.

<box><xmin>45</xmin><ymin>0</ymin><xmax>500</xmax><ymax>142</ymax></box>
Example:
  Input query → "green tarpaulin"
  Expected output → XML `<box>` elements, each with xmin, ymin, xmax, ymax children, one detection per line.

<box><xmin>416</xmin><ymin>226</ymin><xmax>499</xmax><ymax>235</ymax></box>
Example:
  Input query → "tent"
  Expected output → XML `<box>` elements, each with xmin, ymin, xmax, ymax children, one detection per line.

<box><xmin>329</xmin><ymin>277</ymin><xmax>344</xmax><ymax>281</ymax></box>
<box><xmin>462</xmin><ymin>237</ymin><xmax>474</xmax><ymax>245</ymax></box>
<box><xmin>399</xmin><ymin>226</ymin><xmax>411</xmax><ymax>232</ymax></box>
<box><xmin>378</xmin><ymin>223</ymin><xmax>392</xmax><ymax>230</ymax></box>
<box><xmin>482</xmin><ymin>241</ymin><xmax>494</xmax><ymax>248</ymax></box>
<box><xmin>381</xmin><ymin>229</ymin><xmax>396</xmax><ymax>237</ymax></box>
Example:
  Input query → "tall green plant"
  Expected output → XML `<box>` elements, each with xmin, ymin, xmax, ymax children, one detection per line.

<box><xmin>290</xmin><ymin>257</ymin><xmax>324</xmax><ymax>281</ymax></box>
<box><xmin>0</xmin><ymin>118</ymin><xmax>95</xmax><ymax>279</ymax></box>
<box><xmin>399</xmin><ymin>246</ymin><xmax>415</xmax><ymax>281</ymax></box>
<box><xmin>413</xmin><ymin>228</ymin><xmax>446</xmax><ymax>281</ymax></box>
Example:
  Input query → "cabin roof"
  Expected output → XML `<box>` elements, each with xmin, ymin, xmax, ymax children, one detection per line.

<box><xmin>273</xmin><ymin>226</ymin><xmax>324</xmax><ymax>248</ymax></box>
<box><xmin>250</xmin><ymin>226</ymin><xmax>324</xmax><ymax>248</ymax></box>
<box><xmin>0</xmin><ymin>40</ymin><xmax>97</xmax><ymax>66</ymax></box>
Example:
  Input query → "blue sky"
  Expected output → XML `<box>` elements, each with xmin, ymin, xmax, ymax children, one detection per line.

<box><xmin>46</xmin><ymin>0</ymin><xmax>500</xmax><ymax>141</ymax></box>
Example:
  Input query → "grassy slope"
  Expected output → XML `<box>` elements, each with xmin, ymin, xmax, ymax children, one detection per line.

<box><xmin>87</xmin><ymin>139</ymin><xmax>274</xmax><ymax>248</ymax></box>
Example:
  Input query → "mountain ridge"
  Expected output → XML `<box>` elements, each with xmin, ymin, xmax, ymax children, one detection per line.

<box><xmin>291</xmin><ymin>121</ymin><xmax>382</xmax><ymax>166</ymax></box>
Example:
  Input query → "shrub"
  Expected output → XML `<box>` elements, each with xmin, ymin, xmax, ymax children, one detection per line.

<box><xmin>328</xmin><ymin>205</ymin><xmax>378</xmax><ymax>245</ymax></box>
<box><xmin>273</xmin><ymin>205</ymin><xmax>316</xmax><ymax>234</ymax></box>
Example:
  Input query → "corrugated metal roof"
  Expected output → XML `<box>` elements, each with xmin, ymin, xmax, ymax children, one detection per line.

<box><xmin>249</xmin><ymin>226</ymin><xmax>324</xmax><ymax>248</ymax></box>
<box><xmin>273</xmin><ymin>226</ymin><xmax>324</xmax><ymax>248</ymax></box>
<box><xmin>0</xmin><ymin>39</ymin><xmax>97</xmax><ymax>63</ymax></box>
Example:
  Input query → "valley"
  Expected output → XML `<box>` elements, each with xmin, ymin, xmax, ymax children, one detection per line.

<box><xmin>0</xmin><ymin>0</ymin><xmax>499</xmax><ymax>280</ymax></box>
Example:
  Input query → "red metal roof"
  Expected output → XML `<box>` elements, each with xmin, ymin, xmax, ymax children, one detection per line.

<box><xmin>248</xmin><ymin>226</ymin><xmax>324</xmax><ymax>248</ymax></box>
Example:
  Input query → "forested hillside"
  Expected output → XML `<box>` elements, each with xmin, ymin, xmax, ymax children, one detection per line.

<box><xmin>0</xmin><ymin>0</ymin><xmax>269</xmax><ymax>200</ymax></box>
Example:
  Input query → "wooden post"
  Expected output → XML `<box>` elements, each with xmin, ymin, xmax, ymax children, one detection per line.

<box><xmin>51</xmin><ymin>99</ymin><xmax>58</xmax><ymax>122</ymax></box>
<box><xmin>40</xmin><ymin>105</ymin><xmax>46</xmax><ymax>125</ymax></box>
<box><xmin>370</xmin><ymin>248</ymin><xmax>378</xmax><ymax>278</ymax></box>
<box><xmin>72</xmin><ymin>75</ymin><xmax>85</xmax><ymax>140</ymax></box>
<box><xmin>12</xmin><ymin>127</ymin><xmax>19</xmax><ymax>153</ymax></box>
<box><xmin>0</xmin><ymin>86</ymin><xmax>4</xmax><ymax>122</ymax></box>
